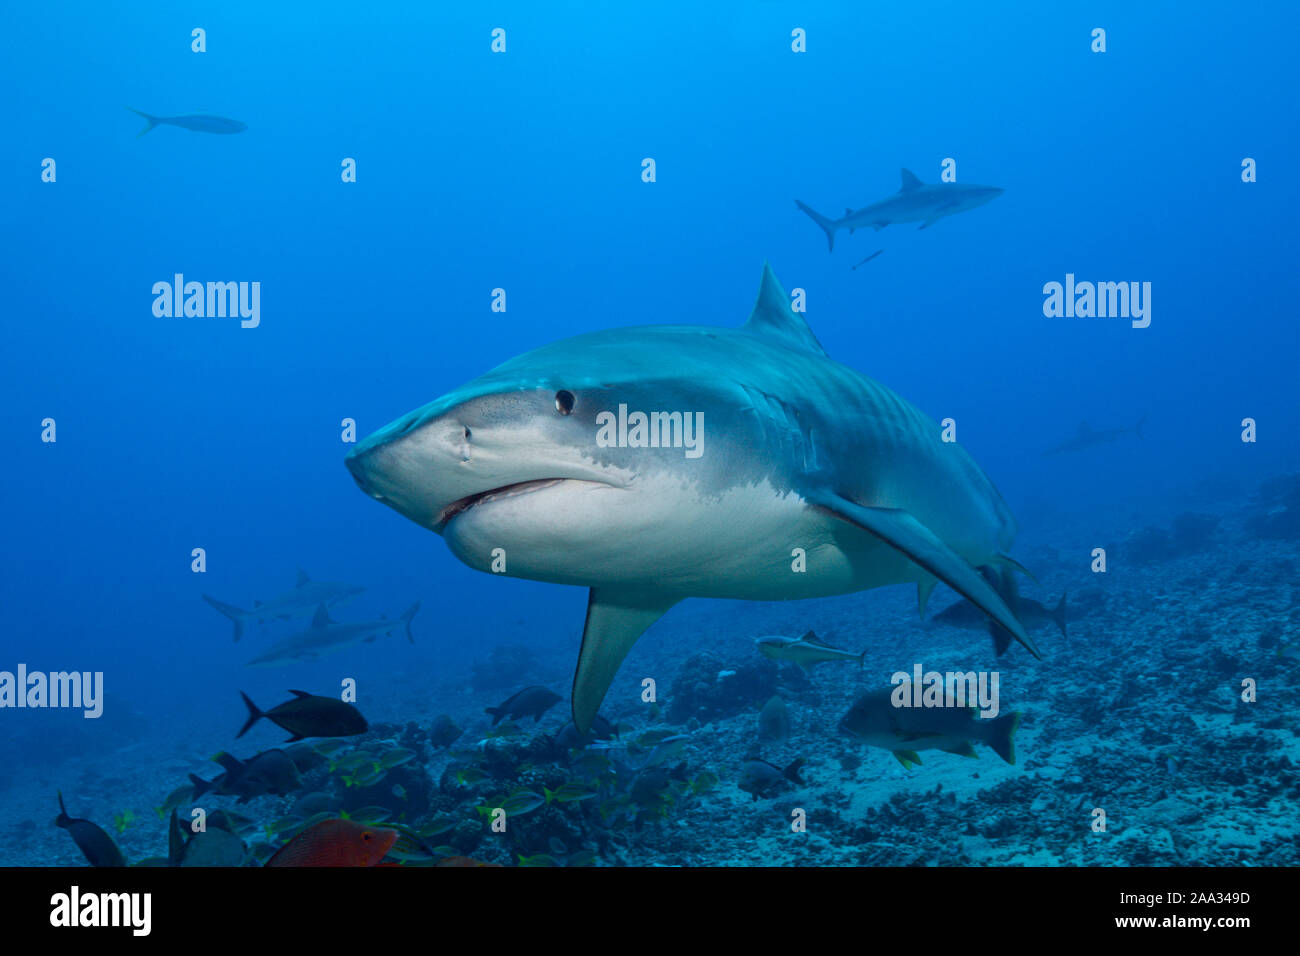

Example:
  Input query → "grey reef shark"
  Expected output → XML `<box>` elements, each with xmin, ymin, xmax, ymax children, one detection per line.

<box><xmin>127</xmin><ymin>108</ymin><xmax>247</xmax><ymax>137</ymax></box>
<box><xmin>346</xmin><ymin>264</ymin><xmax>1040</xmax><ymax>732</ymax></box>
<box><xmin>1044</xmin><ymin>417</ymin><xmax>1145</xmax><ymax>456</ymax></box>
<box><xmin>796</xmin><ymin>168</ymin><xmax>1003</xmax><ymax>250</ymax></box>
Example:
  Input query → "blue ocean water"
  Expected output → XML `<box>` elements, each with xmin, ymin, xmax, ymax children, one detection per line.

<box><xmin>2</xmin><ymin>2</ymin><xmax>1297</xmax><ymax>867</ymax></box>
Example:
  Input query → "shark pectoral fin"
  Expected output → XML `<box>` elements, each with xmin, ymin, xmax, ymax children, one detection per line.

<box><xmin>572</xmin><ymin>589</ymin><xmax>679</xmax><ymax>734</ymax></box>
<box><xmin>918</xmin><ymin>219</ymin><xmax>938</xmax><ymax>230</ymax></box>
<box><xmin>803</xmin><ymin>491</ymin><xmax>1039</xmax><ymax>658</ymax></box>
<box><xmin>917</xmin><ymin>575</ymin><xmax>938</xmax><ymax>619</ymax></box>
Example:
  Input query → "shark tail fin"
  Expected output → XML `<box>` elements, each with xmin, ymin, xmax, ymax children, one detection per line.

<box><xmin>858</xmin><ymin>648</ymin><xmax>866</xmax><ymax>669</ymax></box>
<box><xmin>202</xmin><ymin>594</ymin><xmax>248</xmax><ymax>642</ymax></box>
<box><xmin>794</xmin><ymin>200</ymin><xmax>838</xmax><ymax>252</ymax></box>
<box><xmin>484</xmin><ymin>706</ymin><xmax>504</xmax><ymax>726</ymax></box>
<box><xmin>236</xmin><ymin>691</ymin><xmax>263</xmax><ymax>739</ymax></box>
<box><xmin>188</xmin><ymin>773</ymin><xmax>213</xmax><ymax>799</ymax></box>
<box><xmin>127</xmin><ymin>107</ymin><xmax>161</xmax><ymax>138</ymax></box>
<box><xmin>1052</xmin><ymin>592</ymin><xmax>1068</xmax><ymax>640</ymax></box>
<box><xmin>782</xmin><ymin>758</ymin><xmax>806</xmax><ymax>785</ymax></box>
<box><xmin>986</xmin><ymin>711</ymin><xmax>1020</xmax><ymax>764</ymax></box>
<box><xmin>401</xmin><ymin>601</ymin><xmax>420</xmax><ymax>644</ymax></box>
<box><xmin>1134</xmin><ymin>415</ymin><xmax>1146</xmax><ymax>440</ymax></box>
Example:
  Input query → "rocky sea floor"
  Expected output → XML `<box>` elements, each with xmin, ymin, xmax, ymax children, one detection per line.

<box><xmin>6</xmin><ymin>489</ymin><xmax>1299</xmax><ymax>867</ymax></box>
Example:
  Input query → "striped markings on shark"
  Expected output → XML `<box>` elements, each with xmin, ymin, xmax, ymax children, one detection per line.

<box><xmin>346</xmin><ymin>263</ymin><xmax>1040</xmax><ymax>734</ymax></box>
<box><xmin>796</xmin><ymin>168</ymin><xmax>1003</xmax><ymax>251</ymax></box>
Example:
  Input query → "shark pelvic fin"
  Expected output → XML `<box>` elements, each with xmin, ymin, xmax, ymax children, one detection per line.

<box><xmin>572</xmin><ymin>588</ymin><xmax>679</xmax><ymax>734</ymax></box>
<box><xmin>991</xmin><ymin>552</ymin><xmax>1037</xmax><ymax>583</ymax></box>
<box><xmin>744</xmin><ymin>263</ymin><xmax>827</xmax><ymax>356</ymax></box>
<box><xmin>802</xmin><ymin>489</ymin><xmax>1040</xmax><ymax>659</ymax></box>
<box><xmin>900</xmin><ymin>168</ymin><xmax>923</xmax><ymax>191</ymax></box>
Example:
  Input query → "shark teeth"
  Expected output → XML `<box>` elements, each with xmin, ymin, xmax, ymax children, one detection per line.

<box><xmin>436</xmin><ymin>479</ymin><xmax>566</xmax><ymax>528</ymax></box>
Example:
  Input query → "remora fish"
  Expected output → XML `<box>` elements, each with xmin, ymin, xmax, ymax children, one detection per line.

<box><xmin>203</xmin><ymin>569</ymin><xmax>365</xmax><ymax>642</ymax></box>
<box><xmin>839</xmin><ymin>687</ymin><xmax>1020</xmax><ymax>769</ymax></box>
<box><xmin>931</xmin><ymin>592</ymin><xmax>1067</xmax><ymax>640</ymax></box>
<box><xmin>346</xmin><ymin>264</ymin><xmax>1039</xmax><ymax>732</ymax></box>
<box><xmin>755</xmin><ymin>631</ymin><xmax>865</xmax><ymax>670</ymax></box>
<box><xmin>1043</xmin><ymin>418</ymin><xmax>1145</xmax><ymax>456</ymax></box>
<box><xmin>796</xmin><ymin>169</ymin><xmax>1003</xmax><ymax>250</ymax></box>
<box><xmin>127</xmin><ymin>107</ymin><xmax>247</xmax><ymax>137</ymax></box>
<box><xmin>244</xmin><ymin>602</ymin><xmax>419</xmax><ymax>666</ymax></box>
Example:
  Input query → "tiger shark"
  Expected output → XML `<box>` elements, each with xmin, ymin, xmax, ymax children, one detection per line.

<box><xmin>796</xmin><ymin>169</ymin><xmax>1003</xmax><ymax>251</ymax></box>
<box><xmin>345</xmin><ymin>264</ymin><xmax>1039</xmax><ymax>732</ymax></box>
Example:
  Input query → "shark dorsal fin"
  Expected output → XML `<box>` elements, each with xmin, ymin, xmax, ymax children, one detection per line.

<box><xmin>799</xmin><ymin>630</ymin><xmax>821</xmax><ymax>644</ymax></box>
<box><xmin>1077</xmin><ymin>421</ymin><xmax>1093</xmax><ymax>434</ymax></box>
<box><xmin>743</xmin><ymin>263</ymin><xmax>827</xmax><ymax>357</ymax></box>
<box><xmin>900</xmin><ymin>168</ymin><xmax>923</xmax><ymax>191</ymax></box>
<box><xmin>311</xmin><ymin>604</ymin><xmax>332</xmax><ymax>629</ymax></box>
<box><xmin>296</xmin><ymin>568</ymin><xmax>311</xmax><ymax>587</ymax></box>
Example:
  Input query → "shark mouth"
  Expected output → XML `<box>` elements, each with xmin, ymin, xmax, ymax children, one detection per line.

<box><xmin>436</xmin><ymin>478</ymin><xmax>568</xmax><ymax>528</ymax></box>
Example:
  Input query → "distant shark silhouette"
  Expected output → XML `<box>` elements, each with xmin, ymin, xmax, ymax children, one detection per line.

<box><xmin>127</xmin><ymin>107</ymin><xmax>247</xmax><ymax>137</ymax></box>
<box><xmin>346</xmin><ymin>263</ymin><xmax>1040</xmax><ymax>733</ymax></box>
<box><xmin>1044</xmin><ymin>417</ymin><xmax>1145</xmax><ymax>456</ymax></box>
<box><xmin>796</xmin><ymin>169</ymin><xmax>1003</xmax><ymax>250</ymax></box>
<box><xmin>244</xmin><ymin>603</ymin><xmax>419</xmax><ymax>667</ymax></box>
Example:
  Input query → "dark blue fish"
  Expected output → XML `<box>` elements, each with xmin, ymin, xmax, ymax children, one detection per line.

<box><xmin>127</xmin><ymin>107</ymin><xmax>247</xmax><ymax>138</ymax></box>
<box><xmin>55</xmin><ymin>792</ymin><xmax>126</xmax><ymax>867</ymax></box>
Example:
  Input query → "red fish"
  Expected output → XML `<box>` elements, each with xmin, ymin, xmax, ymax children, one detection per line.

<box><xmin>265</xmin><ymin>819</ymin><xmax>397</xmax><ymax>867</ymax></box>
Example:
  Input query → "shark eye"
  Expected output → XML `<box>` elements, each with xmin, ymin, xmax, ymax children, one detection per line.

<box><xmin>555</xmin><ymin>390</ymin><xmax>575</xmax><ymax>415</ymax></box>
